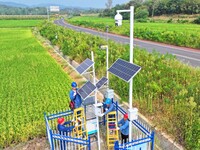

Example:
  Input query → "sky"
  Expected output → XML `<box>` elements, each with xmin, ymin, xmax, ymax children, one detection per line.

<box><xmin>2</xmin><ymin>0</ymin><xmax>131</xmax><ymax>8</ymax></box>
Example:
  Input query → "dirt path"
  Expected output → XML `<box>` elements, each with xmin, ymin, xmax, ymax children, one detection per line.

<box><xmin>4</xmin><ymin>137</ymin><xmax>49</xmax><ymax>150</ymax></box>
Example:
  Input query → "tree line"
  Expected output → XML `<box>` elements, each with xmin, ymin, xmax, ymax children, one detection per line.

<box><xmin>0</xmin><ymin>5</ymin><xmax>103</xmax><ymax>16</ymax></box>
<box><xmin>101</xmin><ymin>0</ymin><xmax>200</xmax><ymax>19</ymax></box>
<box><xmin>0</xmin><ymin>5</ymin><xmax>48</xmax><ymax>15</ymax></box>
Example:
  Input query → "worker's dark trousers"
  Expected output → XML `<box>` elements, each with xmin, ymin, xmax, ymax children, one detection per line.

<box><xmin>121</xmin><ymin>133</ymin><xmax>129</xmax><ymax>144</ymax></box>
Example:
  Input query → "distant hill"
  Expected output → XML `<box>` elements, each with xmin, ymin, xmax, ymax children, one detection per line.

<box><xmin>0</xmin><ymin>1</ymin><xmax>64</xmax><ymax>8</ymax></box>
<box><xmin>0</xmin><ymin>1</ymin><xmax>102</xmax><ymax>15</ymax></box>
<box><xmin>31</xmin><ymin>3</ymin><xmax>67</xmax><ymax>9</ymax></box>
<box><xmin>0</xmin><ymin>1</ymin><xmax>94</xmax><ymax>9</ymax></box>
<box><xmin>0</xmin><ymin>1</ymin><xmax>27</xmax><ymax>7</ymax></box>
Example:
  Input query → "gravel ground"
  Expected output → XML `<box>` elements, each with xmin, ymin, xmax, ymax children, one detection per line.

<box><xmin>4</xmin><ymin>137</ymin><xmax>49</xmax><ymax>150</ymax></box>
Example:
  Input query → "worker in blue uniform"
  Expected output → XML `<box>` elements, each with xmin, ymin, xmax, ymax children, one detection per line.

<box><xmin>69</xmin><ymin>82</ymin><xmax>82</xmax><ymax>109</ymax></box>
<box><xmin>101</xmin><ymin>98</ymin><xmax>115</xmax><ymax>116</ymax></box>
<box><xmin>117</xmin><ymin>113</ymin><xmax>129</xmax><ymax>144</ymax></box>
<box><xmin>99</xmin><ymin>98</ymin><xmax>115</xmax><ymax>126</ymax></box>
<box><xmin>57</xmin><ymin>118</ymin><xmax>74</xmax><ymax>134</ymax></box>
<box><xmin>57</xmin><ymin>117</ymin><xmax>75</xmax><ymax>149</ymax></box>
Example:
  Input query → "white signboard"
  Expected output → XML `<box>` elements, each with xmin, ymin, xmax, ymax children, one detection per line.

<box><xmin>86</xmin><ymin>119</ymin><xmax>97</xmax><ymax>135</ymax></box>
<box><xmin>50</xmin><ymin>6</ymin><xmax>60</xmax><ymax>12</ymax></box>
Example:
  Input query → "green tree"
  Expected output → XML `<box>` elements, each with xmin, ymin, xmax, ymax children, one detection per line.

<box><xmin>135</xmin><ymin>6</ymin><xmax>149</xmax><ymax>19</ymax></box>
<box><xmin>105</xmin><ymin>0</ymin><xmax>113</xmax><ymax>9</ymax></box>
<box><xmin>145</xmin><ymin>0</ymin><xmax>160</xmax><ymax>17</ymax></box>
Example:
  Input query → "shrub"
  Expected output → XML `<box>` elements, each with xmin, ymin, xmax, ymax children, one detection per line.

<box><xmin>177</xmin><ymin>19</ymin><xmax>189</xmax><ymax>23</ymax></box>
<box><xmin>167</xmin><ymin>18</ymin><xmax>173</xmax><ymax>23</ymax></box>
<box><xmin>135</xmin><ymin>8</ymin><xmax>149</xmax><ymax>19</ymax></box>
<box><xmin>136</xmin><ymin>18</ymin><xmax>148</xmax><ymax>23</ymax></box>
<box><xmin>193</xmin><ymin>16</ymin><xmax>200</xmax><ymax>24</ymax></box>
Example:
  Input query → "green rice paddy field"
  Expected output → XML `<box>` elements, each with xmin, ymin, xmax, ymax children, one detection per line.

<box><xmin>0</xmin><ymin>21</ymin><xmax>71</xmax><ymax>148</ymax></box>
<box><xmin>0</xmin><ymin>20</ymin><xmax>42</xmax><ymax>27</ymax></box>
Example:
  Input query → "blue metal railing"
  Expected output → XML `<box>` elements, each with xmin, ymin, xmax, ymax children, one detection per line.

<box><xmin>44</xmin><ymin>102</ymin><xmax>155</xmax><ymax>150</ymax></box>
<box><xmin>44</xmin><ymin>113</ymin><xmax>54</xmax><ymax>149</ymax></box>
<box><xmin>113</xmin><ymin>101</ymin><xmax>155</xmax><ymax>150</ymax></box>
<box><xmin>44</xmin><ymin>110</ymin><xmax>91</xmax><ymax>150</ymax></box>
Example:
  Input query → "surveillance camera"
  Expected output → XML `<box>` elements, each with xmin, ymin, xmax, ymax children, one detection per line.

<box><xmin>115</xmin><ymin>22</ymin><xmax>121</xmax><ymax>26</ymax></box>
<box><xmin>114</xmin><ymin>13</ymin><xmax>123</xmax><ymax>26</ymax></box>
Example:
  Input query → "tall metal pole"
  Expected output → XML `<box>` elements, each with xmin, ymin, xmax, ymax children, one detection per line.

<box><xmin>116</xmin><ymin>5</ymin><xmax>135</xmax><ymax>143</ymax></box>
<box><xmin>129</xmin><ymin>6</ymin><xmax>134</xmax><ymax>142</ymax></box>
<box><xmin>91</xmin><ymin>51</ymin><xmax>101</xmax><ymax>150</ymax></box>
<box><xmin>106</xmin><ymin>46</ymin><xmax>109</xmax><ymax>87</ymax></box>
<box><xmin>106</xmin><ymin>26</ymin><xmax>109</xmax><ymax>87</ymax></box>
<box><xmin>47</xmin><ymin>7</ymin><xmax>49</xmax><ymax>21</ymax></box>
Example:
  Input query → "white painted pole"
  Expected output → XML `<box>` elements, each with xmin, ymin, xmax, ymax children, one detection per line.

<box><xmin>91</xmin><ymin>51</ymin><xmax>101</xmax><ymax>150</ymax></box>
<box><xmin>116</xmin><ymin>5</ymin><xmax>135</xmax><ymax>143</ymax></box>
<box><xmin>129</xmin><ymin>6</ymin><xmax>134</xmax><ymax>142</ymax></box>
<box><xmin>91</xmin><ymin>51</ymin><xmax>96</xmax><ymax>103</ymax></box>
<box><xmin>106</xmin><ymin>26</ymin><xmax>109</xmax><ymax>87</ymax></box>
<box><xmin>106</xmin><ymin>46</ymin><xmax>109</xmax><ymax>87</ymax></box>
<box><xmin>47</xmin><ymin>7</ymin><xmax>50</xmax><ymax>21</ymax></box>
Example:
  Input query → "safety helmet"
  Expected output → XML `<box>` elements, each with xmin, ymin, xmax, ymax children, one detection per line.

<box><xmin>124</xmin><ymin>113</ymin><xmax>128</xmax><ymax>119</ymax></box>
<box><xmin>71</xmin><ymin>82</ymin><xmax>77</xmax><ymax>88</ymax></box>
<box><xmin>105</xmin><ymin>98</ymin><xmax>112</xmax><ymax>105</ymax></box>
<box><xmin>57</xmin><ymin>118</ymin><xmax>65</xmax><ymax>124</ymax></box>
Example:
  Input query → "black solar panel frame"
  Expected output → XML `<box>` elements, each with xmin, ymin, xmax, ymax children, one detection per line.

<box><xmin>76</xmin><ymin>58</ymin><xmax>94</xmax><ymax>74</ymax></box>
<box><xmin>82</xmin><ymin>96</ymin><xmax>95</xmax><ymax>106</ymax></box>
<box><xmin>108</xmin><ymin>58</ymin><xmax>141</xmax><ymax>82</ymax></box>
<box><xmin>77</xmin><ymin>81</ymin><xmax>96</xmax><ymax>100</ymax></box>
<box><xmin>96</xmin><ymin>77</ymin><xmax>108</xmax><ymax>89</ymax></box>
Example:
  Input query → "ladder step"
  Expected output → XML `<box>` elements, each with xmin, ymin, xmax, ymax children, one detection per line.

<box><xmin>73</xmin><ymin>107</ymin><xmax>88</xmax><ymax>141</ymax></box>
<box><xmin>108</xmin><ymin>137</ymin><xmax>118</xmax><ymax>139</ymax></box>
<box><xmin>106</xmin><ymin>111</ymin><xmax>119</xmax><ymax>149</ymax></box>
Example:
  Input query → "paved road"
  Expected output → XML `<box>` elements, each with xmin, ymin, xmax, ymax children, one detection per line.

<box><xmin>54</xmin><ymin>19</ymin><xmax>200</xmax><ymax>67</ymax></box>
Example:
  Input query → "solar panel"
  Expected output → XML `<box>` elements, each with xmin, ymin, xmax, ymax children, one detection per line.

<box><xmin>96</xmin><ymin>77</ymin><xmax>108</xmax><ymax>89</ymax></box>
<box><xmin>82</xmin><ymin>96</ymin><xmax>95</xmax><ymax>106</ymax></box>
<box><xmin>78</xmin><ymin>81</ymin><xmax>96</xmax><ymax>100</ymax></box>
<box><xmin>108</xmin><ymin>58</ymin><xmax>141</xmax><ymax>82</ymax></box>
<box><xmin>76</xmin><ymin>58</ymin><xmax>94</xmax><ymax>74</ymax></box>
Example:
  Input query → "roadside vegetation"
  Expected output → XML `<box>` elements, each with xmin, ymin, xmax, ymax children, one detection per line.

<box><xmin>39</xmin><ymin>22</ymin><xmax>200</xmax><ymax>149</ymax></box>
<box><xmin>0</xmin><ymin>23</ymin><xmax>72</xmax><ymax>148</ymax></box>
<box><xmin>67</xmin><ymin>16</ymin><xmax>200</xmax><ymax>49</ymax></box>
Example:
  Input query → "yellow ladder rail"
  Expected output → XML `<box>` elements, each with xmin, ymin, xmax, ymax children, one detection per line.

<box><xmin>72</xmin><ymin>107</ymin><xmax>88</xmax><ymax>150</ymax></box>
<box><xmin>106</xmin><ymin>111</ymin><xmax>119</xmax><ymax>149</ymax></box>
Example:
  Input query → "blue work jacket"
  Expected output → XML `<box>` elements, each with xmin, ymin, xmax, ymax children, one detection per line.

<box><xmin>104</xmin><ymin>103</ymin><xmax>115</xmax><ymax>115</ymax></box>
<box><xmin>69</xmin><ymin>89</ymin><xmax>82</xmax><ymax>109</ymax></box>
<box><xmin>57</xmin><ymin>121</ymin><xmax>74</xmax><ymax>133</ymax></box>
<box><xmin>118</xmin><ymin>118</ymin><xmax>129</xmax><ymax>135</ymax></box>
